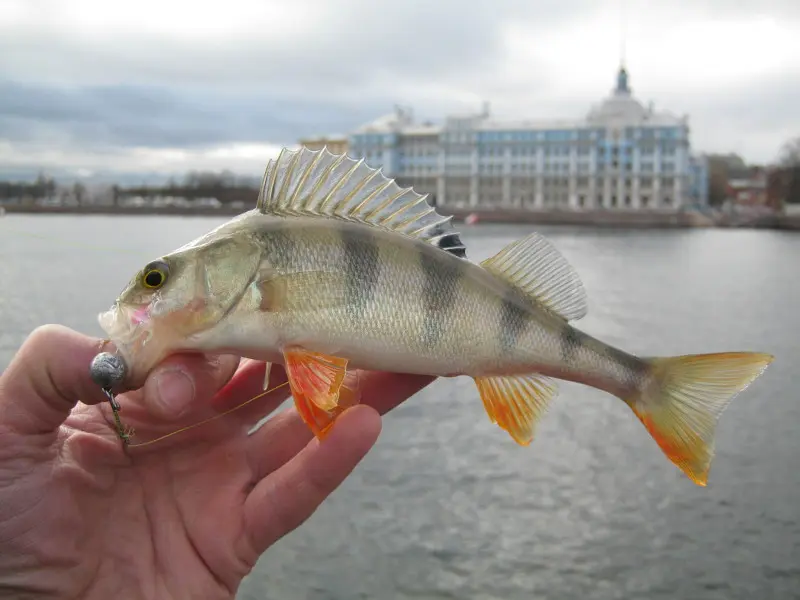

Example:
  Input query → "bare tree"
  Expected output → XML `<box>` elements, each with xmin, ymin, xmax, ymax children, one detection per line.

<box><xmin>705</xmin><ymin>153</ymin><xmax>748</xmax><ymax>206</ymax></box>
<box><xmin>73</xmin><ymin>182</ymin><xmax>86</xmax><ymax>206</ymax></box>
<box><xmin>772</xmin><ymin>137</ymin><xmax>800</xmax><ymax>205</ymax></box>
<box><xmin>778</xmin><ymin>137</ymin><xmax>800</xmax><ymax>167</ymax></box>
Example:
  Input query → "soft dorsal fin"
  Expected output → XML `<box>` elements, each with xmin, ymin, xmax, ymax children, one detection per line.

<box><xmin>256</xmin><ymin>146</ymin><xmax>467</xmax><ymax>258</ymax></box>
<box><xmin>480</xmin><ymin>232</ymin><xmax>588</xmax><ymax>321</ymax></box>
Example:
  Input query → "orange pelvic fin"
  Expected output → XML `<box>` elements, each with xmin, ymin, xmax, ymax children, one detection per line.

<box><xmin>283</xmin><ymin>347</ymin><xmax>360</xmax><ymax>438</ymax></box>
<box><xmin>474</xmin><ymin>373</ymin><xmax>558</xmax><ymax>445</ymax></box>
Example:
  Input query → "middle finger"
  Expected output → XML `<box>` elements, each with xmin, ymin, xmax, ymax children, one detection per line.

<box><xmin>246</xmin><ymin>370</ymin><xmax>435</xmax><ymax>480</ymax></box>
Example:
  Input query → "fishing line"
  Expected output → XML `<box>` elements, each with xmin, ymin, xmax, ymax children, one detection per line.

<box><xmin>125</xmin><ymin>380</ymin><xmax>290</xmax><ymax>448</ymax></box>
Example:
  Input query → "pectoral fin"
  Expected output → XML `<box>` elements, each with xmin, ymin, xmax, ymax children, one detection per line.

<box><xmin>283</xmin><ymin>347</ymin><xmax>361</xmax><ymax>438</ymax></box>
<box><xmin>258</xmin><ymin>271</ymin><xmax>348</xmax><ymax>312</ymax></box>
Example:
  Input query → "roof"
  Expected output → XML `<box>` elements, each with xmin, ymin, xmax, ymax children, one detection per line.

<box><xmin>729</xmin><ymin>178</ymin><xmax>766</xmax><ymax>189</ymax></box>
<box><xmin>476</xmin><ymin>118</ymin><xmax>585</xmax><ymax>131</ymax></box>
<box><xmin>352</xmin><ymin>66</ymin><xmax>689</xmax><ymax>137</ymax></box>
<box><xmin>299</xmin><ymin>134</ymin><xmax>347</xmax><ymax>142</ymax></box>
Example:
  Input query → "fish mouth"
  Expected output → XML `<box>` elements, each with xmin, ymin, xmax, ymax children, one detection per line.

<box><xmin>98</xmin><ymin>302</ymin><xmax>147</xmax><ymax>343</ymax></box>
<box><xmin>97</xmin><ymin>302</ymin><xmax>159</xmax><ymax>388</ymax></box>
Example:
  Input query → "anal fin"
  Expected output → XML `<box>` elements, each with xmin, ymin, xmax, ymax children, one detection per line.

<box><xmin>283</xmin><ymin>347</ymin><xmax>361</xmax><ymax>438</ymax></box>
<box><xmin>474</xmin><ymin>373</ymin><xmax>558</xmax><ymax>445</ymax></box>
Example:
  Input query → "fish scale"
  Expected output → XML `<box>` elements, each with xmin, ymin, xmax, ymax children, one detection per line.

<box><xmin>98</xmin><ymin>146</ymin><xmax>775</xmax><ymax>487</ymax></box>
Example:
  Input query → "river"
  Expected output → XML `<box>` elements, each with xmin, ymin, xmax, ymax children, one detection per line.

<box><xmin>1</xmin><ymin>215</ymin><xmax>797</xmax><ymax>599</ymax></box>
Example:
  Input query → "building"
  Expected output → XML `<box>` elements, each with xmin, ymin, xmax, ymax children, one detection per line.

<box><xmin>725</xmin><ymin>166</ymin><xmax>786</xmax><ymax>213</ymax></box>
<box><xmin>298</xmin><ymin>135</ymin><xmax>349</xmax><ymax>156</ymax></box>
<box><xmin>345</xmin><ymin>66</ymin><xmax>709</xmax><ymax>211</ymax></box>
<box><xmin>727</xmin><ymin>172</ymin><xmax>767</xmax><ymax>207</ymax></box>
<box><xmin>688</xmin><ymin>154</ymin><xmax>710</xmax><ymax>207</ymax></box>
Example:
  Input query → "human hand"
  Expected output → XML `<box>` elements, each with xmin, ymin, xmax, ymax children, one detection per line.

<box><xmin>0</xmin><ymin>325</ymin><xmax>433</xmax><ymax>599</ymax></box>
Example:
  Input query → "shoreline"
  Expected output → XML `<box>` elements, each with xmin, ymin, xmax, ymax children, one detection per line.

<box><xmin>2</xmin><ymin>204</ymin><xmax>798</xmax><ymax>231</ymax></box>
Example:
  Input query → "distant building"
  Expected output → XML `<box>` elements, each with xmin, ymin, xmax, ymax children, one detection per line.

<box><xmin>345</xmin><ymin>66</ymin><xmax>709</xmax><ymax>211</ymax></box>
<box><xmin>298</xmin><ymin>135</ymin><xmax>349</xmax><ymax>156</ymax></box>
<box><xmin>725</xmin><ymin>166</ymin><xmax>786</xmax><ymax>213</ymax></box>
<box><xmin>688</xmin><ymin>154</ymin><xmax>710</xmax><ymax>207</ymax></box>
<box><xmin>727</xmin><ymin>170</ymin><xmax>767</xmax><ymax>207</ymax></box>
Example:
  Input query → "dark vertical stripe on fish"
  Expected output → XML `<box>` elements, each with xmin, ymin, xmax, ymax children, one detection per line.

<box><xmin>601</xmin><ymin>343</ymin><xmax>650</xmax><ymax>388</ymax></box>
<box><xmin>341</xmin><ymin>227</ymin><xmax>380</xmax><ymax>323</ymax></box>
<box><xmin>560</xmin><ymin>325</ymin><xmax>584</xmax><ymax>365</ymax></box>
<box><xmin>419</xmin><ymin>250</ymin><xmax>461</xmax><ymax>349</ymax></box>
<box><xmin>498</xmin><ymin>294</ymin><xmax>528</xmax><ymax>354</ymax></box>
<box><xmin>263</xmin><ymin>224</ymin><xmax>295</xmax><ymax>271</ymax></box>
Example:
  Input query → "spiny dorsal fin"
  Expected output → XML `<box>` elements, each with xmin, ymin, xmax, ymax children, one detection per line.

<box><xmin>257</xmin><ymin>146</ymin><xmax>467</xmax><ymax>258</ymax></box>
<box><xmin>480</xmin><ymin>232</ymin><xmax>588</xmax><ymax>321</ymax></box>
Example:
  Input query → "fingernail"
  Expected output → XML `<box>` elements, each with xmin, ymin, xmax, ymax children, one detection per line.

<box><xmin>154</xmin><ymin>368</ymin><xmax>195</xmax><ymax>417</ymax></box>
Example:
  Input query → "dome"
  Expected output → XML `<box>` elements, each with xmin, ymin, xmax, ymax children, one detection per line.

<box><xmin>586</xmin><ymin>66</ymin><xmax>650</xmax><ymax>126</ymax></box>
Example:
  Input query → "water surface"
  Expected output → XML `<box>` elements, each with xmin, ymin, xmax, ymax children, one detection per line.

<box><xmin>1</xmin><ymin>216</ymin><xmax>797</xmax><ymax>599</ymax></box>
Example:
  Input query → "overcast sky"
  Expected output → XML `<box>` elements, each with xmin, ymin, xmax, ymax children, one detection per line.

<box><xmin>1</xmin><ymin>0</ymin><xmax>798</xmax><ymax>181</ymax></box>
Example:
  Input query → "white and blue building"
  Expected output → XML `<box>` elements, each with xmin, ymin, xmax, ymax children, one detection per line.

<box><xmin>347</xmin><ymin>66</ymin><xmax>709</xmax><ymax>211</ymax></box>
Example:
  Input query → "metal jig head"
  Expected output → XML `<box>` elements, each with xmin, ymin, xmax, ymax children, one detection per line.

<box><xmin>89</xmin><ymin>352</ymin><xmax>133</xmax><ymax>444</ymax></box>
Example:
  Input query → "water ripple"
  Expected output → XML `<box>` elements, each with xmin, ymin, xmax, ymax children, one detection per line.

<box><xmin>1</xmin><ymin>217</ymin><xmax>797</xmax><ymax>600</ymax></box>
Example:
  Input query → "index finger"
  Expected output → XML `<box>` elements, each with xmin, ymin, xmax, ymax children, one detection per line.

<box><xmin>0</xmin><ymin>325</ymin><xmax>112</xmax><ymax>436</ymax></box>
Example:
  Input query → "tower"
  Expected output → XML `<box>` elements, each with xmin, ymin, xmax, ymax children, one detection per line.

<box><xmin>616</xmin><ymin>0</ymin><xmax>630</xmax><ymax>96</ymax></box>
<box><xmin>615</xmin><ymin>65</ymin><xmax>631</xmax><ymax>96</ymax></box>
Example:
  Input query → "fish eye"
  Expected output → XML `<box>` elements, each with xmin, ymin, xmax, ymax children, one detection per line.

<box><xmin>141</xmin><ymin>260</ymin><xmax>169</xmax><ymax>289</ymax></box>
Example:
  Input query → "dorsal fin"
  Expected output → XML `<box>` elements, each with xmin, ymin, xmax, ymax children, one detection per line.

<box><xmin>257</xmin><ymin>146</ymin><xmax>467</xmax><ymax>258</ymax></box>
<box><xmin>480</xmin><ymin>232</ymin><xmax>588</xmax><ymax>321</ymax></box>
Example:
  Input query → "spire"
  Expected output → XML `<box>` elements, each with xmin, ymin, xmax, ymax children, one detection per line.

<box><xmin>616</xmin><ymin>0</ymin><xmax>630</xmax><ymax>96</ymax></box>
<box><xmin>615</xmin><ymin>65</ymin><xmax>630</xmax><ymax>95</ymax></box>
<box><xmin>620</xmin><ymin>0</ymin><xmax>627</xmax><ymax>70</ymax></box>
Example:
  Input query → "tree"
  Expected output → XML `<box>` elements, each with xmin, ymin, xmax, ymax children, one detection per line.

<box><xmin>72</xmin><ymin>182</ymin><xmax>86</xmax><ymax>206</ymax></box>
<box><xmin>775</xmin><ymin>137</ymin><xmax>800</xmax><ymax>205</ymax></box>
<box><xmin>779</xmin><ymin>137</ymin><xmax>800</xmax><ymax>166</ymax></box>
<box><xmin>705</xmin><ymin>153</ymin><xmax>748</xmax><ymax>206</ymax></box>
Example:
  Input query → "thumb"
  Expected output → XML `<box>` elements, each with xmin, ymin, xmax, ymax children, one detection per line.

<box><xmin>138</xmin><ymin>353</ymin><xmax>241</xmax><ymax>422</ymax></box>
<box><xmin>0</xmin><ymin>325</ymin><xmax>112</xmax><ymax>435</ymax></box>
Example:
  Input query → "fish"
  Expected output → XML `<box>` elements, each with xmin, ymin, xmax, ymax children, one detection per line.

<box><xmin>98</xmin><ymin>146</ymin><xmax>774</xmax><ymax>486</ymax></box>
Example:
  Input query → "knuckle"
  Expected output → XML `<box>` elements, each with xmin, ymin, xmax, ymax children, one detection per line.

<box><xmin>27</xmin><ymin>323</ymin><xmax>71</xmax><ymax>347</ymax></box>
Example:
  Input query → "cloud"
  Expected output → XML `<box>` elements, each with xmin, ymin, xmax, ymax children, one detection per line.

<box><xmin>0</xmin><ymin>138</ymin><xmax>285</xmax><ymax>181</ymax></box>
<box><xmin>0</xmin><ymin>80</ymin><xmax>378</xmax><ymax>149</ymax></box>
<box><xmin>1</xmin><ymin>0</ymin><xmax>799</xmax><ymax>179</ymax></box>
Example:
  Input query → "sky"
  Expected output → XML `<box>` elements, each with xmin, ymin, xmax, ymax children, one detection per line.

<box><xmin>1</xmin><ymin>0</ymin><xmax>799</xmax><ymax>183</ymax></box>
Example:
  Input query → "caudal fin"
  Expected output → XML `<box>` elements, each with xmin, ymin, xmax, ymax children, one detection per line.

<box><xmin>629</xmin><ymin>352</ymin><xmax>774</xmax><ymax>486</ymax></box>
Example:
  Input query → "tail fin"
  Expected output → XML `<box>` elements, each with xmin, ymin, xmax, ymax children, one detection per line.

<box><xmin>629</xmin><ymin>352</ymin><xmax>773</xmax><ymax>486</ymax></box>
